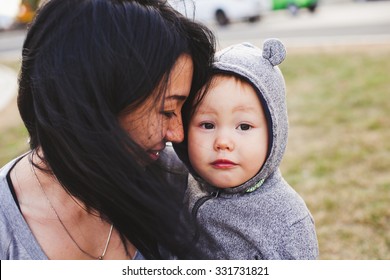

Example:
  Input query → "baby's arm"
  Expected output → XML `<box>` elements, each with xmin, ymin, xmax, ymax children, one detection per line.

<box><xmin>280</xmin><ymin>214</ymin><xmax>319</xmax><ymax>259</ymax></box>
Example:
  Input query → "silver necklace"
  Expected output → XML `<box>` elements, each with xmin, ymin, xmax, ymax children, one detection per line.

<box><xmin>31</xmin><ymin>163</ymin><xmax>114</xmax><ymax>260</ymax></box>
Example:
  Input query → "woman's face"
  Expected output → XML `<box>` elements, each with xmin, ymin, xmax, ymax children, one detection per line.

<box><xmin>119</xmin><ymin>54</ymin><xmax>194</xmax><ymax>160</ymax></box>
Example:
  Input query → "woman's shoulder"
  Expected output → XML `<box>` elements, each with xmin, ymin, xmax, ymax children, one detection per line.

<box><xmin>132</xmin><ymin>250</ymin><xmax>145</xmax><ymax>260</ymax></box>
<box><xmin>0</xmin><ymin>154</ymin><xmax>26</xmax><ymax>178</ymax></box>
<box><xmin>0</xmin><ymin>153</ymin><xmax>48</xmax><ymax>260</ymax></box>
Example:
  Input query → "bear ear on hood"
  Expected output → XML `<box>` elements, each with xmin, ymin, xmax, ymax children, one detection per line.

<box><xmin>262</xmin><ymin>38</ymin><xmax>286</xmax><ymax>67</ymax></box>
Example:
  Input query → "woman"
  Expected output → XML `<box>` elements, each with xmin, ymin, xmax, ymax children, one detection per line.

<box><xmin>0</xmin><ymin>0</ymin><xmax>215</xmax><ymax>260</ymax></box>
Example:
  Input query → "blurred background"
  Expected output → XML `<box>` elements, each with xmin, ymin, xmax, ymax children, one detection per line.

<box><xmin>1</xmin><ymin>0</ymin><xmax>389</xmax><ymax>259</ymax></box>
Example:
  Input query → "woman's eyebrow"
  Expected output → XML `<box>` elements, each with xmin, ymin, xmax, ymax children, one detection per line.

<box><xmin>166</xmin><ymin>94</ymin><xmax>188</xmax><ymax>101</ymax></box>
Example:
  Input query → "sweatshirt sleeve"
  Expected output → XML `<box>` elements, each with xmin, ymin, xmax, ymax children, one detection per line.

<box><xmin>280</xmin><ymin>213</ymin><xmax>319</xmax><ymax>259</ymax></box>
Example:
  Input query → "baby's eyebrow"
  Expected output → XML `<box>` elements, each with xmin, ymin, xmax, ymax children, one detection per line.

<box><xmin>233</xmin><ymin>105</ymin><xmax>258</xmax><ymax>113</ymax></box>
<box><xmin>195</xmin><ymin>109</ymin><xmax>216</xmax><ymax>115</ymax></box>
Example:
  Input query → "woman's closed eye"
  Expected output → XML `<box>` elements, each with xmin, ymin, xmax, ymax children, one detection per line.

<box><xmin>161</xmin><ymin>110</ymin><xmax>176</xmax><ymax>119</ymax></box>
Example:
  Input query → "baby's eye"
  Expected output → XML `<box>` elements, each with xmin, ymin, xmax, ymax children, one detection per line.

<box><xmin>201</xmin><ymin>122</ymin><xmax>214</xmax><ymax>129</ymax></box>
<box><xmin>237</xmin><ymin>124</ymin><xmax>252</xmax><ymax>131</ymax></box>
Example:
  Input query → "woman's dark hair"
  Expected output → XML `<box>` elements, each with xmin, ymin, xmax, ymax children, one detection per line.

<box><xmin>18</xmin><ymin>0</ymin><xmax>215</xmax><ymax>259</ymax></box>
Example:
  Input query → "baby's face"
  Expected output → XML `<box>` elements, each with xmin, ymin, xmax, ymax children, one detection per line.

<box><xmin>188</xmin><ymin>75</ymin><xmax>268</xmax><ymax>188</ymax></box>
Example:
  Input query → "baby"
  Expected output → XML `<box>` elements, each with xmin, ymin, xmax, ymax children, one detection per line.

<box><xmin>173</xmin><ymin>39</ymin><xmax>319</xmax><ymax>259</ymax></box>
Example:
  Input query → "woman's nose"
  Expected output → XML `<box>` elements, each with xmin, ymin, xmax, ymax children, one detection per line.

<box><xmin>165</xmin><ymin>117</ymin><xmax>184</xmax><ymax>143</ymax></box>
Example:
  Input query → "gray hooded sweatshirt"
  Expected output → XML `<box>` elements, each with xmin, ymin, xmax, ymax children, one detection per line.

<box><xmin>171</xmin><ymin>39</ymin><xmax>318</xmax><ymax>260</ymax></box>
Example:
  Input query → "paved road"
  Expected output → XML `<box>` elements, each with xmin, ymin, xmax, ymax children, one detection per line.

<box><xmin>0</xmin><ymin>64</ymin><xmax>17</xmax><ymax>111</ymax></box>
<box><xmin>0</xmin><ymin>28</ymin><xmax>24</xmax><ymax>61</ymax></box>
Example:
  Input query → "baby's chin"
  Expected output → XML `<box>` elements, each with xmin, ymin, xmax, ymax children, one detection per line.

<box><xmin>201</xmin><ymin>173</ymin><xmax>258</xmax><ymax>190</ymax></box>
<box><xmin>203</xmin><ymin>177</ymin><xmax>241</xmax><ymax>189</ymax></box>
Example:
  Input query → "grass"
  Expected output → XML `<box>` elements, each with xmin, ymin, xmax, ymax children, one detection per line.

<box><xmin>1</xmin><ymin>60</ymin><xmax>21</xmax><ymax>70</ymax></box>
<box><xmin>1</xmin><ymin>46</ymin><xmax>389</xmax><ymax>259</ymax></box>
<box><xmin>280</xmin><ymin>47</ymin><xmax>390</xmax><ymax>259</ymax></box>
<box><xmin>0</xmin><ymin>125</ymin><xmax>29</xmax><ymax>165</ymax></box>
<box><xmin>0</xmin><ymin>60</ymin><xmax>29</xmax><ymax>165</ymax></box>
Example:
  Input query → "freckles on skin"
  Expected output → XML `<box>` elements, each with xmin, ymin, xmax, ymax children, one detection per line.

<box><xmin>119</xmin><ymin>102</ymin><xmax>162</xmax><ymax>143</ymax></box>
<box><xmin>118</xmin><ymin>54</ymin><xmax>193</xmax><ymax>159</ymax></box>
<box><xmin>163</xmin><ymin>56</ymin><xmax>194</xmax><ymax>143</ymax></box>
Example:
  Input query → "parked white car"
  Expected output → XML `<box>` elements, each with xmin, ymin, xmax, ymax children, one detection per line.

<box><xmin>0</xmin><ymin>0</ymin><xmax>21</xmax><ymax>30</ymax></box>
<box><xmin>169</xmin><ymin>0</ymin><xmax>271</xmax><ymax>26</ymax></box>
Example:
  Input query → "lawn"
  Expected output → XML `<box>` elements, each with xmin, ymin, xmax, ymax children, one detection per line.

<box><xmin>1</xmin><ymin>46</ymin><xmax>389</xmax><ymax>259</ymax></box>
<box><xmin>280</xmin><ymin>46</ymin><xmax>390</xmax><ymax>259</ymax></box>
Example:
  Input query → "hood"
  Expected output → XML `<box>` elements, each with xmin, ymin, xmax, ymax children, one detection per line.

<box><xmin>174</xmin><ymin>39</ymin><xmax>288</xmax><ymax>194</ymax></box>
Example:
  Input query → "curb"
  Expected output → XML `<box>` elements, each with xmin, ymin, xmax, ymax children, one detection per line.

<box><xmin>0</xmin><ymin>64</ymin><xmax>18</xmax><ymax>112</ymax></box>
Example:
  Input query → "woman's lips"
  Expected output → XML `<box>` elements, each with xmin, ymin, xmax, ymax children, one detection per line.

<box><xmin>147</xmin><ymin>144</ymin><xmax>166</xmax><ymax>161</ymax></box>
<box><xmin>148</xmin><ymin>150</ymin><xmax>161</xmax><ymax>161</ymax></box>
<box><xmin>211</xmin><ymin>159</ymin><xmax>237</xmax><ymax>169</ymax></box>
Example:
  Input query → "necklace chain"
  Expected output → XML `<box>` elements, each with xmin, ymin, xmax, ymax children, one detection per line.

<box><xmin>30</xmin><ymin>162</ymin><xmax>113</xmax><ymax>260</ymax></box>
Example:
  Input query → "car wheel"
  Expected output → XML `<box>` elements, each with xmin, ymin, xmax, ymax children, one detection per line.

<box><xmin>308</xmin><ymin>3</ymin><xmax>318</xmax><ymax>13</ymax></box>
<box><xmin>287</xmin><ymin>4</ymin><xmax>299</xmax><ymax>16</ymax></box>
<box><xmin>215</xmin><ymin>10</ymin><xmax>229</xmax><ymax>26</ymax></box>
<box><xmin>248</xmin><ymin>15</ymin><xmax>260</xmax><ymax>23</ymax></box>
